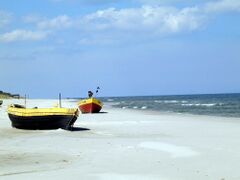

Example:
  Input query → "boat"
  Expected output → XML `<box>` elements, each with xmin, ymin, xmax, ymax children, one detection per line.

<box><xmin>78</xmin><ymin>97</ymin><xmax>103</xmax><ymax>113</ymax></box>
<box><xmin>7</xmin><ymin>104</ymin><xmax>79</xmax><ymax>130</ymax></box>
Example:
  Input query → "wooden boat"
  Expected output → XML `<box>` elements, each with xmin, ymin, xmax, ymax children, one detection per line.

<box><xmin>78</xmin><ymin>98</ymin><xmax>102</xmax><ymax>113</ymax></box>
<box><xmin>7</xmin><ymin>104</ymin><xmax>79</xmax><ymax>130</ymax></box>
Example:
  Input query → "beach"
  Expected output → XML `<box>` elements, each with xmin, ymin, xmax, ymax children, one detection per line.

<box><xmin>1</xmin><ymin>99</ymin><xmax>240</xmax><ymax>180</ymax></box>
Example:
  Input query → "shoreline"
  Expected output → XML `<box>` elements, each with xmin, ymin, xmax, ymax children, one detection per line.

<box><xmin>2</xmin><ymin>98</ymin><xmax>240</xmax><ymax>120</ymax></box>
<box><xmin>105</xmin><ymin>102</ymin><xmax>240</xmax><ymax>122</ymax></box>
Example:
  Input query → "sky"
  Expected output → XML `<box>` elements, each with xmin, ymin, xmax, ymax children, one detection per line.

<box><xmin>0</xmin><ymin>0</ymin><xmax>240</xmax><ymax>98</ymax></box>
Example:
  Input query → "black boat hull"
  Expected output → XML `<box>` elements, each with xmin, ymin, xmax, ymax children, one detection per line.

<box><xmin>8</xmin><ymin>114</ymin><xmax>77</xmax><ymax>130</ymax></box>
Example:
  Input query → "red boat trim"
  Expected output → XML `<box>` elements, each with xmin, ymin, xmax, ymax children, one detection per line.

<box><xmin>79</xmin><ymin>103</ymin><xmax>102</xmax><ymax>113</ymax></box>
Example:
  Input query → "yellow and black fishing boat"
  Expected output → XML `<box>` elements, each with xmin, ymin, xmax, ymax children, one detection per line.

<box><xmin>7</xmin><ymin>104</ymin><xmax>79</xmax><ymax>130</ymax></box>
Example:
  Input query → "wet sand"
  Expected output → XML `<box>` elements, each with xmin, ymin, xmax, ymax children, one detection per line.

<box><xmin>1</xmin><ymin>99</ymin><xmax>240</xmax><ymax>180</ymax></box>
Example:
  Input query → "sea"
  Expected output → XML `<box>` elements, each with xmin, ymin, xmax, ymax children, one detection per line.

<box><xmin>100</xmin><ymin>93</ymin><xmax>240</xmax><ymax>118</ymax></box>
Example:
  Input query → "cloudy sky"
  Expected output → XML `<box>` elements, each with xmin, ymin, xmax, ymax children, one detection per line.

<box><xmin>1</xmin><ymin>0</ymin><xmax>240</xmax><ymax>98</ymax></box>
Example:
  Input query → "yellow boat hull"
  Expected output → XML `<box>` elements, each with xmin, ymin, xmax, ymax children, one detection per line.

<box><xmin>78</xmin><ymin>98</ymin><xmax>102</xmax><ymax>113</ymax></box>
<box><xmin>7</xmin><ymin>104</ymin><xmax>79</xmax><ymax>130</ymax></box>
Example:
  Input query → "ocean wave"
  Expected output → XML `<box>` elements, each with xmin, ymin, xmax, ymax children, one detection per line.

<box><xmin>164</xmin><ymin>100</ymin><xmax>178</xmax><ymax>103</ymax></box>
<box><xmin>111</xmin><ymin>102</ymin><xmax>120</xmax><ymax>106</ymax></box>
<box><xmin>181</xmin><ymin>103</ymin><xmax>217</xmax><ymax>107</ymax></box>
<box><xmin>107</xmin><ymin>99</ymin><xmax>114</xmax><ymax>102</ymax></box>
<box><xmin>154</xmin><ymin>100</ymin><xmax>179</xmax><ymax>103</ymax></box>
<box><xmin>108</xmin><ymin>94</ymin><xmax>240</xmax><ymax>118</ymax></box>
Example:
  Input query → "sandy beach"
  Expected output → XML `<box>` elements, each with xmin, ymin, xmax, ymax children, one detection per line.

<box><xmin>1</xmin><ymin>99</ymin><xmax>240</xmax><ymax>180</ymax></box>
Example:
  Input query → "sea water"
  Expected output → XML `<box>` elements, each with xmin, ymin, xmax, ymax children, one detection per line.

<box><xmin>100</xmin><ymin>93</ymin><xmax>240</xmax><ymax>118</ymax></box>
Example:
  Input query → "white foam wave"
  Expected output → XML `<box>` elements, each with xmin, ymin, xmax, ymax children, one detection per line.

<box><xmin>154</xmin><ymin>100</ymin><xmax>162</xmax><ymax>103</ymax></box>
<box><xmin>107</xmin><ymin>99</ymin><xmax>114</xmax><ymax>102</ymax></box>
<box><xmin>182</xmin><ymin>103</ymin><xmax>216</xmax><ymax>107</ymax></box>
<box><xmin>112</xmin><ymin>102</ymin><xmax>120</xmax><ymax>105</ymax></box>
<box><xmin>164</xmin><ymin>100</ymin><xmax>178</xmax><ymax>103</ymax></box>
<box><xmin>141</xmin><ymin>106</ymin><xmax>147</xmax><ymax>109</ymax></box>
<box><xmin>155</xmin><ymin>100</ymin><xmax>179</xmax><ymax>103</ymax></box>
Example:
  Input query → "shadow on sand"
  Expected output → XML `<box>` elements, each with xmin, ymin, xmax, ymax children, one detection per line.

<box><xmin>98</xmin><ymin>111</ymin><xmax>108</xmax><ymax>114</ymax></box>
<box><xmin>82</xmin><ymin>111</ymin><xmax>108</xmax><ymax>114</ymax></box>
<box><xmin>69</xmin><ymin>127</ymin><xmax>90</xmax><ymax>131</ymax></box>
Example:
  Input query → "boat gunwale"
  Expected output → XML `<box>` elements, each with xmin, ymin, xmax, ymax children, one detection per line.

<box><xmin>78</xmin><ymin>98</ymin><xmax>103</xmax><ymax>107</ymax></box>
<box><xmin>7</xmin><ymin>105</ymin><xmax>78</xmax><ymax>117</ymax></box>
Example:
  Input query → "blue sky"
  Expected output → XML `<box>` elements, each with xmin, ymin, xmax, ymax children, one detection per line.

<box><xmin>1</xmin><ymin>0</ymin><xmax>240</xmax><ymax>98</ymax></box>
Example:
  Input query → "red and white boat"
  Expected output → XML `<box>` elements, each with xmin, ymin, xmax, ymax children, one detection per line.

<box><xmin>78</xmin><ymin>98</ymin><xmax>103</xmax><ymax>113</ymax></box>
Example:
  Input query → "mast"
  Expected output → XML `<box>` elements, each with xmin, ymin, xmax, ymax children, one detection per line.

<box><xmin>24</xmin><ymin>94</ymin><xmax>27</xmax><ymax>107</ymax></box>
<box><xmin>59</xmin><ymin>93</ymin><xmax>62</xmax><ymax>108</ymax></box>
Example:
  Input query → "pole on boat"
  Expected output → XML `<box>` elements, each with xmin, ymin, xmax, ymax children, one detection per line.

<box><xmin>24</xmin><ymin>94</ymin><xmax>27</xmax><ymax>108</ymax></box>
<box><xmin>95</xmin><ymin>87</ymin><xmax>100</xmax><ymax>97</ymax></box>
<box><xmin>59</xmin><ymin>93</ymin><xmax>62</xmax><ymax>108</ymax></box>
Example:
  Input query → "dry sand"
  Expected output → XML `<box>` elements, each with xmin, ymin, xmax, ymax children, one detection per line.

<box><xmin>1</xmin><ymin>99</ymin><xmax>240</xmax><ymax>180</ymax></box>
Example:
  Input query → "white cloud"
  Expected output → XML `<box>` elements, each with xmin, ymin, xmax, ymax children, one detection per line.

<box><xmin>80</xmin><ymin>5</ymin><xmax>204</xmax><ymax>34</ymax></box>
<box><xmin>2</xmin><ymin>0</ymin><xmax>240</xmax><ymax>43</ymax></box>
<box><xmin>77</xmin><ymin>0</ymin><xmax>240</xmax><ymax>34</ymax></box>
<box><xmin>17</xmin><ymin>0</ymin><xmax>240</xmax><ymax>38</ymax></box>
<box><xmin>0</xmin><ymin>11</ymin><xmax>12</xmax><ymax>28</ymax></box>
<box><xmin>205</xmin><ymin>0</ymin><xmax>240</xmax><ymax>13</ymax></box>
<box><xmin>0</xmin><ymin>30</ymin><xmax>49</xmax><ymax>42</ymax></box>
<box><xmin>37</xmin><ymin>15</ymin><xmax>72</xmax><ymax>29</ymax></box>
